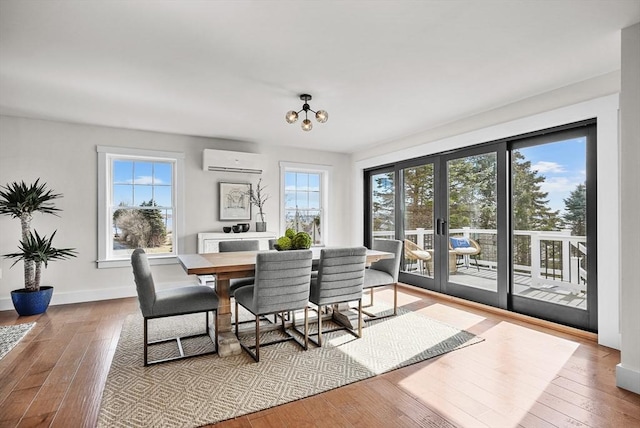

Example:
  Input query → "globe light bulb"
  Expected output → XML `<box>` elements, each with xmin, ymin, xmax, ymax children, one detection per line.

<box><xmin>301</xmin><ymin>119</ymin><xmax>313</xmax><ymax>131</ymax></box>
<box><xmin>315</xmin><ymin>110</ymin><xmax>328</xmax><ymax>123</ymax></box>
<box><xmin>285</xmin><ymin>110</ymin><xmax>298</xmax><ymax>124</ymax></box>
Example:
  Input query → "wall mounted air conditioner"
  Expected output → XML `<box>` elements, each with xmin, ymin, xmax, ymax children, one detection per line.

<box><xmin>203</xmin><ymin>149</ymin><xmax>262</xmax><ymax>174</ymax></box>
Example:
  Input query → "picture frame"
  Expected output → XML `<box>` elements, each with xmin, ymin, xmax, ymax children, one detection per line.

<box><xmin>219</xmin><ymin>182</ymin><xmax>252</xmax><ymax>220</ymax></box>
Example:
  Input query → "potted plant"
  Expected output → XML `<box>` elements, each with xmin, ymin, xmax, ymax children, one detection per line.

<box><xmin>247</xmin><ymin>178</ymin><xmax>270</xmax><ymax>232</ymax></box>
<box><xmin>0</xmin><ymin>179</ymin><xmax>77</xmax><ymax>316</ymax></box>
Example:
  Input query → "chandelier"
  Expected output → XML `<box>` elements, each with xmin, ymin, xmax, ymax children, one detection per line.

<box><xmin>285</xmin><ymin>94</ymin><xmax>328</xmax><ymax>131</ymax></box>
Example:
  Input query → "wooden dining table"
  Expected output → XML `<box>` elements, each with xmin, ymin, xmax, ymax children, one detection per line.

<box><xmin>178</xmin><ymin>247</ymin><xmax>393</xmax><ymax>357</ymax></box>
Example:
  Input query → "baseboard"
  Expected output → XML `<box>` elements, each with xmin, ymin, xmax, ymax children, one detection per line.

<box><xmin>399</xmin><ymin>283</ymin><xmax>599</xmax><ymax>342</ymax></box>
<box><xmin>0</xmin><ymin>280</ymin><xmax>198</xmax><ymax>312</ymax></box>
<box><xmin>616</xmin><ymin>364</ymin><xmax>640</xmax><ymax>394</ymax></box>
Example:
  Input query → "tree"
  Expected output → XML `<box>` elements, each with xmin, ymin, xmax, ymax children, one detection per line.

<box><xmin>139</xmin><ymin>200</ymin><xmax>167</xmax><ymax>247</ymax></box>
<box><xmin>403</xmin><ymin>164</ymin><xmax>434</xmax><ymax>231</ymax></box>
<box><xmin>512</xmin><ymin>151</ymin><xmax>562</xmax><ymax>231</ymax></box>
<box><xmin>114</xmin><ymin>199</ymin><xmax>167</xmax><ymax>248</ymax></box>
<box><xmin>372</xmin><ymin>173</ymin><xmax>395</xmax><ymax>232</ymax></box>
<box><xmin>563</xmin><ymin>183</ymin><xmax>586</xmax><ymax>236</ymax></box>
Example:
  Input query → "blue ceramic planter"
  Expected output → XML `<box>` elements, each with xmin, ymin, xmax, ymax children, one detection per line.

<box><xmin>11</xmin><ymin>286</ymin><xmax>54</xmax><ymax>316</ymax></box>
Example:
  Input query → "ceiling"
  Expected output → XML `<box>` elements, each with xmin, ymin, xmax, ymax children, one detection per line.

<box><xmin>1</xmin><ymin>1</ymin><xmax>638</xmax><ymax>154</ymax></box>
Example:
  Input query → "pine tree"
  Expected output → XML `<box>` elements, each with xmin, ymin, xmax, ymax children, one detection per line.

<box><xmin>139</xmin><ymin>200</ymin><xmax>167</xmax><ymax>247</ymax></box>
<box><xmin>563</xmin><ymin>183</ymin><xmax>586</xmax><ymax>236</ymax></box>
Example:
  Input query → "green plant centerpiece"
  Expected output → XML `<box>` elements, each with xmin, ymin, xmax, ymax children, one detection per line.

<box><xmin>274</xmin><ymin>228</ymin><xmax>312</xmax><ymax>251</ymax></box>
<box><xmin>247</xmin><ymin>178</ymin><xmax>269</xmax><ymax>232</ymax></box>
<box><xmin>0</xmin><ymin>179</ymin><xmax>77</xmax><ymax>315</ymax></box>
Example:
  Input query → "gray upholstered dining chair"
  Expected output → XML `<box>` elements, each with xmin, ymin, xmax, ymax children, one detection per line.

<box><xmin>218</xmin><ymin>240</ymin><xmax>260</xmax><ymax>296</ymax></box>
<box><xmin>363</xmin><ymin>239</ymin><xmax>402</xmax><ymax>320</ymax></box>
<box><xmin>234</xmin><ymin>250</ymin><xmax>313</xmax><ymax>362</ymax></box>
<box><xmin>131</xmin><ymin>248</ymin><xmax>219</xmax><ymax>366</ymax></box>
<box><xmin>307</xmin><ymin>246</ymin><xmax>367</xmax><ymax>346</ymax></box>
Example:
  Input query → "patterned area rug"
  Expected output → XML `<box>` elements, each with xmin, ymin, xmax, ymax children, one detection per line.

<box><xmin>0</xmin><ymin>322</ymin><xmax>35</xmax><ymax>360</ymax></box>
<box><xmin>98</xmin><ymin>307</ymin><xmax>483</xmax><ymax>427</ymax></box>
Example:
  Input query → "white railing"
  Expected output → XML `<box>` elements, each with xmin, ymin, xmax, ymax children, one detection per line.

<box><xmin>373</xmin><ymin>227</ymin><xmax>587</xmax><ymax>292</ymax></box>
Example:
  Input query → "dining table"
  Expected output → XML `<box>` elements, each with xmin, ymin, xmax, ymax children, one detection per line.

<box><xmin>177</xmin><ymin>247</ymin><xmax>393</xmax><ymax>357</ymax></box>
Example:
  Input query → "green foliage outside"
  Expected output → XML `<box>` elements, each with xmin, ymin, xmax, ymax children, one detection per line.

<box><xmin>373</xmin><ymin>150</ymin><xmax>586</xmax><ymax>268</ymax></box>
<box><xmin>563</xmin><ymin>183</ymin><xmax>586</xmax><ymax>236</ymax></box>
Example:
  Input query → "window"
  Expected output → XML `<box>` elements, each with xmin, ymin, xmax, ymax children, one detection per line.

<box><xmin>280</xmin><ymin>162</ymin><xmax>330</xmax><ymax>246</ymax></box>
<box><xmin>97</xmin><ymin>146</ymin><xmax>184</xmax><ymax>268</ymax></box>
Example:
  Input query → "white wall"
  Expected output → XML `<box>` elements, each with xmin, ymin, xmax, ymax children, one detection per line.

<box><xmin>0</xmin><ymin>116</ymin><xmax>351</xmax><ymax>309</ymax></box>
<box><xmin>350</xmin><ymin>83</ymin><xmax>621</xmax><ymax>349</ymax></box>
<box><xmin>617</xmin><ymin>22</ymin><xmax>640</xmax><ymax>394</ymax></box>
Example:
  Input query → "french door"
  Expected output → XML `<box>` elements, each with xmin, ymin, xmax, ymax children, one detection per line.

<box><xmin>365</xmin><ymin>120</ymin><xmax>597</xmax><ymax>331</ymax></box>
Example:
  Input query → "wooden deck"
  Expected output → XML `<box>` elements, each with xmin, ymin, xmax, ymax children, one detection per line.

<box><xmin>405</xmin><ymin>265</ymin><xmax>588</xmax><ymax>309</ymax></box>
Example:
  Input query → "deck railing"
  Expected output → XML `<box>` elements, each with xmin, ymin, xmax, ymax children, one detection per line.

<box><xmin>374</xmin><ymin>227</ymin><xmax>587</xmax><ymax>293</ymax></box>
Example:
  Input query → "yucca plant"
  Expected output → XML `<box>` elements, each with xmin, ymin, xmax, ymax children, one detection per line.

<box><xmin>4</xmin><ymin>230</ymin><xmax>77</xmax><ymax>291</ymax></box>
<box><xmin>0</xmin><ymin>179</ymin><xmax>65</xmax><ymax>290</ymax></box>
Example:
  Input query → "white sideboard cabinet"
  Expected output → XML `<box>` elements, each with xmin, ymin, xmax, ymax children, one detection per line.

<box><xmin>197</xmin><ymin>231</ymin><xmax>278</xmax><ymax>254</ymax></box>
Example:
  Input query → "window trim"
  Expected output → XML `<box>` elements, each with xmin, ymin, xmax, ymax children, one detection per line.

<box><xmin>97</xmin><ymin>146</ymin><xmax>185</xmax><ymax>268</ymax></box>
<box><xmin>279</xmin><ymin>161</ymin><xmax>332</xmax><ymax>246</ymax></box>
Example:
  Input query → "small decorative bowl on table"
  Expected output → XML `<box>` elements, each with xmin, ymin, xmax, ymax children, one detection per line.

<box><xmin>223</xmin><ymin>226</ymin><xmax>232</xmax><ymax>233</ymax></box>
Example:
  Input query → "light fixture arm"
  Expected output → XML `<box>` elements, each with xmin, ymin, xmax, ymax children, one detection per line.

<box><xmin>285</xmin><ymin>93</ymin><xmax>328</xmax><ymax>131</ymax></box>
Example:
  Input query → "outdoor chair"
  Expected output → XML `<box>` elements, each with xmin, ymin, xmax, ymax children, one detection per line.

<box><xmin>131</xmin><ymin>248</ymin><xmax>219</xmax><ymax>366</ymax></box>
<box><xmin>305</xmin><ymin>247</ymin><xmax>367</xmax><ymax>346</ymax></box>
<box><xmin>363</xmin><ymin>239</ymin><xmax>402</xmax><ymax>320</ymax></box>
<box><xmin>449</xmin><ymin>236</ymin><xmax>481</xmax><ymax>271</ymax></box>
<box><xmin>234</xmin><ymin>250</ymin><xmax>313</xmax><ymax>362</ymax></box>
<box><xmin>404</xmin><ymin>239</ymin><xmax>432</xmax><ymax>275</ymax></box>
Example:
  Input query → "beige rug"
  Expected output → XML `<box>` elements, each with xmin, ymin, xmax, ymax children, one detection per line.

<box><xmin>98</xmin><ymin>307</ymin><xmax>483</xmax><ymax>427</ymax></box>
<box><xmin>0</xmin><ymin>322</ymin><xmax>34</xmax><ymax>360</ymax></box>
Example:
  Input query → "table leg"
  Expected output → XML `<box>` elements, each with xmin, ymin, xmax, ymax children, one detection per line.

<box><xmin>332</xmin><ymin>303</ymin><xmax>359</xmax><ymax>329</ymax></box>
<box><xmin>213</xmin><ymin>278</ymin><xmax>242</xmax><ymax>357</ymax></box>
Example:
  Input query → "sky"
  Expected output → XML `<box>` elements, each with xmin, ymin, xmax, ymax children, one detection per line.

<box><xmin>519</xmin><ymin>137</ymin><xmax>587</xmax><ymax>214</ymax></box>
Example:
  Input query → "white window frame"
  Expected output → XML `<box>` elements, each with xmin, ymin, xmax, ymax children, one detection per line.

<box><xmin>279</xmin><ymin>161</ymin><xmax>331</xmax><ymax>246</ymax></box>
<box><xmin>97</xmin><ymin>146</ymin><xmax>185</xmax><ymax>268</ymax></box>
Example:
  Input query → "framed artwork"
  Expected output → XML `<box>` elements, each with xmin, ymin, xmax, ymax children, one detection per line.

<box><xmin>219</xmin><ymin>182</ymin><xmax>251</xmax><ymax>220</ymax></box>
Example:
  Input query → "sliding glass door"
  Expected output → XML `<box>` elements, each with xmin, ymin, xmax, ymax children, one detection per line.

<box><xmin>510</xmin><ymin>125</ymin><xmax>597</xmax><ymax>329</ymax></box>
<box><xmin>441</xmin><ymin>144</ymin><xmax>507</xmax><ymax>308</ymax></box>
<box><xmin>364</xmin><ymin>120</ymin><xmax>597</xmax><ymax>331</ymax></box>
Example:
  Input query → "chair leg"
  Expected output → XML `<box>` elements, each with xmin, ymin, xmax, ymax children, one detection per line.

<box><xmin>143</xmin><ymin>318</ymin><xmax>149</xmax><ymax>366</ymax></box>
<box><xmin>317</xmin><ymin>306</ymin><xmax>323</xmax><ymax>347</ymax></box>
<box><xmin>303</xmin><ymin>306</ymin><xmax>309</xmax><ymax>350</ymax></box>
<box><xmin>235</xmin><ymin>300</ymin><xmax>239</xmax><ymax>336</ymax></box>
<box><xmin>255</xmin><ymin>315</ymin><xmax>261</xmax><ymax>362</ymax></box>
<box><xmin>393</xmin><ymin>282</ymin><xmax>398</xmax><ymax>316</ymax></box>
<box><xmin>357</xmin><ymin>299</ymin><xmax>363</xmax><ymax>338</ymax></box>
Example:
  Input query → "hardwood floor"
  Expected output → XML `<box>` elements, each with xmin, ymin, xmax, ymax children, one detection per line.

<box><xmin>1</xmin><ymin>285</ymin><xmax>638</xmax><ymax>427</ymax></box>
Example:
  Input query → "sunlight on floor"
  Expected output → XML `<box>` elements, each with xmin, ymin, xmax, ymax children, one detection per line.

<box><xmin>327</xmin><ymin>310</ymin><xmax>469</xmax><ymax>375</ymax></box>
<box><xmin>417</xmin><ymin>303</ymin><xmax>487</xmax><ymax>331</ymax></box>
<box><xmin>398</xmin><ymin>321</ymin><xmax>580</xmax><ymax>427</ymax></box>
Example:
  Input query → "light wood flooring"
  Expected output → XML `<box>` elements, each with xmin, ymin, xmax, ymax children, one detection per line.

<box><xmin>0</xmin><ymin>285</ymin><xmax>638</xmax><ymax>427</ymax></box>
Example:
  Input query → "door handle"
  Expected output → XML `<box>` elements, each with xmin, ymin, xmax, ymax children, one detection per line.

<box><xmin>436</xmin><ymin>218</ymin><xmax>441</xmax><ymax>235</ymax></box>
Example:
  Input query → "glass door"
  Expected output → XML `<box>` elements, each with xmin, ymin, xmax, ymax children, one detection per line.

<box><xmin>401</xmin><ymin>161</ymin><xmax>438</xmax><ymax>288</ymax></box>
<box><xmin>510</xmin><ymin>124</ymin><xmax>597</xmax><ymax>330</ymax></box>
<box><xmin>439</xmin><ymin>144</ymin><xmax>507</xmax><ymax>307</ymax></box>
<box><xmin>368</xmin><ymin>169</ymin><xmax>396</xmax><ymax>244</ymax></box>
<box><xmin>363</xmin><ymin>120</ymin><xmax>596</xmax><ymax>331</ymax></box>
